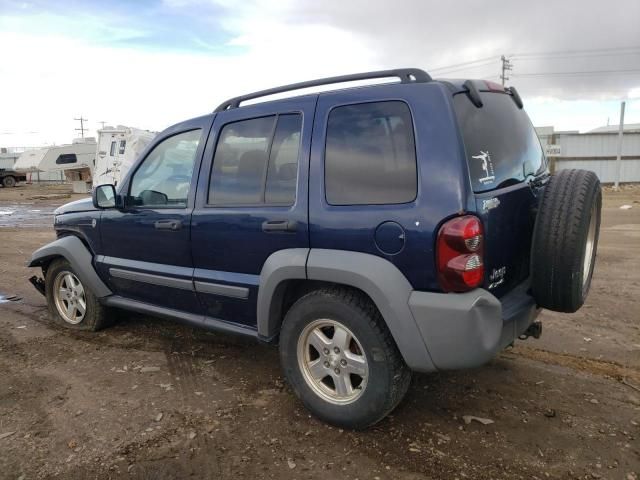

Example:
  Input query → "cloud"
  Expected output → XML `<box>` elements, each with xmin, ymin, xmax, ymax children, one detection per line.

<box><xmin>0</xmin><ymin>0</ymin><xmax>639</xmax><ymax>146</ymax></box>
<box><xmin>280</xmin><ymin>0</ymin><xmax>640</xmax><ymax>100</ymax></box>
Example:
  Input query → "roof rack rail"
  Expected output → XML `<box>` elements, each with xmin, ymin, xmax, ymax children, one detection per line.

<box><xmin>214</xmin><ymin>68</ymin><xmax>432</xmax><ymax>112</ymax></box>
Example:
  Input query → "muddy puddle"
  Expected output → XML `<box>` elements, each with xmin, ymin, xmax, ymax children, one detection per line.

<box><xmin>0</xmin><ymin>204</ymin><xmax>55</xmax><ymax>227</ymax></box>
<box><xmin>0</xmin><ymin>293</ymin><xmax>22</xmax><ymax>304</ymax></box>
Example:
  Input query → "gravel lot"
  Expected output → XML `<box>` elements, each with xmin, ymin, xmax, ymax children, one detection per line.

<box><xmin>0</xmin><ymin>183</ymin><xmax>638</xmax><ymax>480</ymax></box>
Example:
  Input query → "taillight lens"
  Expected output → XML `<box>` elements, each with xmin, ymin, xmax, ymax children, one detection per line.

<box><xmin>437</xmin><ymin>215</ymin><xmax>484</xmax><ymax>292</ymax></box>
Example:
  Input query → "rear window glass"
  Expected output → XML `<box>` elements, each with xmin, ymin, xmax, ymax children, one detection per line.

<box><xmin>453</xmin><ymin>92</ymin><xmax>545</xmax><ymax>193</ymax></box>
<box><xmin>325</xmin><ymin>101</ymin><xmax>417</xmax><ymax>205</ymax></box>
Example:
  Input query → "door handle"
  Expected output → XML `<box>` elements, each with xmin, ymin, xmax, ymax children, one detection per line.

<box><xmin>154</xmin><ymin>219</ymin><xmax>182</xmax><ymax>231</ymax></box>
<box><xmin>262</xmin><ymin>220</ymin><xmax>297</xmax><ymax>233</ymax></box>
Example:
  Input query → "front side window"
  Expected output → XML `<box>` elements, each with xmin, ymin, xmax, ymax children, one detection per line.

<box><xmin>129</xmin><ymin>129</ymin><xmax>201</xmax><ymax>208</ymax></box>
<box><xmin>209</xmin><ymin>114</ymin><xmax>302</xmax><ymax>205</ymax></box>
<box><xmin>56</xmin><ymin>153</ymin><xmax>77</xmax><ymax>165</ymax></box>
<box><xmin>325</xmin><ymin>101</ymin><xmax>417</xmax><ymax>205</ymax></box>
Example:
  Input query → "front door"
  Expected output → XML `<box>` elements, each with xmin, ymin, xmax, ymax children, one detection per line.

<box><xmin>97</xmin><ymin>123</ymin><xmax>208</xmax><ymax>313</ymax></box>
<box><xmin>190</xmin><ymin>96</ymin><xmax>315</xmax><ymax>327</ymax></box>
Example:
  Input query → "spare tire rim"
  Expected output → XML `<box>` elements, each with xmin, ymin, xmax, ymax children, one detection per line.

<box><xmin>53</xmin><ymin>271</ymin><xmax>86</xmax><ymax>324</ymax></box>
<box><xmin>582</xmin><ymin>202</ymin><xmax>597</xmax><ymax>288</ymax></box>
<box><xmin>297</xmin><ymin>319</ymin><xmax>368</xmax><ymax>405</ymax></box>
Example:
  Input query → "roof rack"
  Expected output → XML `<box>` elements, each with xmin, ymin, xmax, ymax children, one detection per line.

<box><xmin>214</xmin><ymin>68</ymin><xmax>432</xmax><ymax>112</ymax></box>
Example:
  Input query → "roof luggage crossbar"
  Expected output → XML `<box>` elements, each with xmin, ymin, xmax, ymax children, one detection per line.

<box><xmin>214</xmin><ymin>68</ymin><xmax>432</xmax><ymax>112</ymax></box>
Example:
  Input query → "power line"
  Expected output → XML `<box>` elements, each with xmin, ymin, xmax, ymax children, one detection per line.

<box><xmin>430</xmin><ymin>56</ymin><xmax>497</xmax><ymax>72</ymax></box>
<box><xmin>512</xmin><ymin>68</ymin><xmax>640</xmax><ymax>77</ymax></box>
<box><xmin>429</xmin><ymin>46</ymin><xmax>640</xmax><ymax>76</ymax></box>
<box><xmin>510</xmin><ymin>46</ymin><xmax>640</xmax><ymax>59</ymax></box>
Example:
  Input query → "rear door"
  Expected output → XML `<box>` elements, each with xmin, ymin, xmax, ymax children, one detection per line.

<box><xmin>453</xmin><ymin>87</ymin><xmax>548</xmax><ymax>297</ymax></box>
<box><xmin>190</xmin><ymin>96</ymin><xmax>315</xmax><ymax>327</ymax></box>
<box><xmin>308</xmin><ymin>87</ymin><xmax>430</xmax><ymax>289</ymax></box>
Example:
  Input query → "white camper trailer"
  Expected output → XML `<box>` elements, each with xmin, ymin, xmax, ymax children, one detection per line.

<box><xmin>93</xmin><ymin>126</ymin><xmax>156</xmax><ymax>187</ymax></box>
<box><xmin>14</xmin><ymin>138</ymin><xmax>97</xmax><ymax>184</ymax></box>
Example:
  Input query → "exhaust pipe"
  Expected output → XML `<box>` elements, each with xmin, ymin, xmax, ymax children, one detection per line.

<box><xmin>519</xmin><ymin>321</ymin><xmax>542</xmax><ymax>340</ymax></box>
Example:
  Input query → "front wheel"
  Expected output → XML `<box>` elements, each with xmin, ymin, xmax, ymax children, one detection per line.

<box><xmin>45</xmin><ymin>258</ymin><xmax>113</xmax><ymax>331</ymax></box>
<box><xmin>279</xmin><ymin>288</ymin><xmax>411</xmax><ymax>430</ymax></box>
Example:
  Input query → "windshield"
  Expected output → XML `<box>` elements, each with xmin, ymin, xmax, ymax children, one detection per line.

<box><xmin>453</xmin><ymin>91</ymin><xmax>546</xmax><ymax>193</ymax></box>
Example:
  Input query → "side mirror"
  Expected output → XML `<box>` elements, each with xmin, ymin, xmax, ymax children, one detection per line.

<box><xmin>93</xmin><ymin>184</ymin><xmax>117</xmax><ymax>209</ymax></box>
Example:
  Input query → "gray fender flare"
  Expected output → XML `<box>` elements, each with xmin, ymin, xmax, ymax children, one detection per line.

<box><xmin>257</xmin><ymin>248</ymin><xmax>436</xmax><ymax>372</ymax></box>
<box><xmin>28</xmin><ymin>236</ymin><xmax>112</xmax><ymax>298</ymax></box>
<box><xmin>257</xmin><ymin>248</ymin><xmax>309</xmax><ymax>339</ymax></box>
<box><xmin>306</xmin><ymin>249</ymin><xmax>436</xmax><ymax>372</ymax></box>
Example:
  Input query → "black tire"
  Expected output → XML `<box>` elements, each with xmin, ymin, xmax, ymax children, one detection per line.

<box><xmin>279</xmin><ymin>288</ymin><xmax>411</xmax><ymax>430</ymax></box>
<box><xmin>45</xmin><ymin>258</ymin><xmax>114</xmax><ymax>331</ymax></box>
<box><xmin>531</xmin><ymin>169</ymin><xmax>601</xmax><ymax>313</ymax></box>
<box><xmin>2</xmin><ymin>176</ymin><xmax>16</xmax><ymax>188</ymax></box>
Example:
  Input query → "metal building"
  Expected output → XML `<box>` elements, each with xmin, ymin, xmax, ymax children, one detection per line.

<box><xmin>536</xmin><ymin>124</ymin><xmax>640</xmax><ymax>183</ymax></box>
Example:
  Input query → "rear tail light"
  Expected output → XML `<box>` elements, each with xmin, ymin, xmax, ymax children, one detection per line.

<box><xmin>436</xmin><ymin>215</ymin><xmax>484</xmax><ymax>292</ymax></box>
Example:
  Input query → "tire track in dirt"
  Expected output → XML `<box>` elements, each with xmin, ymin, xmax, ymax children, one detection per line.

<box><xmin>511</xmin><ymin>345</ymin><xmax>640</xmax><ymax>384</ymax></box>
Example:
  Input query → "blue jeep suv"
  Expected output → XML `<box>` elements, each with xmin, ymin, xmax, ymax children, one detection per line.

<box><xmin>28</xmin><ymin>69</ymin><xmax>601</xmax><ymax>429</ymax></box>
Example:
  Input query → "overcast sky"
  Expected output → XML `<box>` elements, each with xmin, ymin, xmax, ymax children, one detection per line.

<box><xmin>1</xmin><ymin>0</ymin><xmax>639</xmax><ymax>147</ymax></box>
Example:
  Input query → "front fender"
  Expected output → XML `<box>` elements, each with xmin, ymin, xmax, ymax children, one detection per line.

<box><xmin>28</xmin><ymin>236</ymin><xmax>112</xmax><ymax>298</ymax></box>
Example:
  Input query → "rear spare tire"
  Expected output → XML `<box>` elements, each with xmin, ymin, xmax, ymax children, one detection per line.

<box><xmin>531</xmin><ymin>169</ymin><xmax>601</xmax><ymax>313</ymax></box>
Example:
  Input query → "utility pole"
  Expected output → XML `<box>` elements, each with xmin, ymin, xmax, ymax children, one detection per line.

<box><xmin>98</xmin><ymin>121</ymin><xmax>107</xmax><ymax>130</ymax></box>
<box><xmin>74</xmin><ymin>116</ymin><xmax>88</xmax><ymax>138</ymax></box>
<box><xmin>500</xmin><ymin>55</ymin><xmax>513</xmax><ymax>86</ymax></box>
<box><xmin>614</xmin><ymin>101</ymin><xmax>626</xmax><ymax>190</ymax></box>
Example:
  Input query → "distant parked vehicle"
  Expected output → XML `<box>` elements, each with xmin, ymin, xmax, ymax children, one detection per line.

<box><xmin>28</xmin><ymin>68</ymin><xmax>602</xmax><ymax>429</ymax></box>
<box><xmin>0</xmin><ymin>168</ymin><xmax>27</xmax><ymax>187</ymax></box>
<box><xmin>14</xmin><ymin>138</ymin><xmax>96</xmax><ymax>185</ymax></box>
<box><xmin>93</xmin><ymin>126</ymin><xmax>156</xmax><ymax>187</ymax></box>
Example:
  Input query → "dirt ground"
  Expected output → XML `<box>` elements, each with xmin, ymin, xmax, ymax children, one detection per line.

<box><xmin>0</xmin><ymin>183</ymin><xmax>638</xmax><ymax>480</ymax></box>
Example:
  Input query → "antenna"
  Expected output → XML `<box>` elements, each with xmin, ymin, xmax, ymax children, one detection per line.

<box><xmin>74</xmin><ymin>116</ymin><xmax>88</xmax><ymax>138</ymax></box>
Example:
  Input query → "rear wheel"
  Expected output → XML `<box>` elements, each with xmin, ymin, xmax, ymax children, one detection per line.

<box><xmin>279</xmin><ymin>288</ymin><xmax>411</xmax><ymax>430</ymax></box>
<box><xmin>2</xmin><ymin>176</ymin><xmax>16</xmax><ymax>188</ymax></box>
<box><xmin>531</xmin><ymin>169</ymin><xmax>601</xmax><ymax>313</ymax></box>
<box><xmin>46</xmin><ymin>258</ymin><xmax>113</xmax><ymax>331</ymax></box>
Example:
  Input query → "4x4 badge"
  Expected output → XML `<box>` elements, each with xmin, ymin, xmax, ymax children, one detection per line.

<box><xmin>472</xmin><ymin>150</ymin><xmax>496</xmax><ymax>185</ymax></box>
<box><xmin>482</xmin><ymin>197</ymin><xmax>500</xmax><ymax>211</ymax></box>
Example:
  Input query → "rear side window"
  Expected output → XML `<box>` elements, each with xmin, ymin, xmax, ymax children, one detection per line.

<box><xmin>453</xmin><ymin>92</ymin><xmax>545</xmax><ymax>193</ymax></box>
<box><xmin>209</xmin><ymin>114</ymin><xmax>302</xmax><ymax>206</ymax></box>
<box><xmin>325</xmin><ymin>101</ymin><xmax>417</xmax><ymax>205</ymax></box>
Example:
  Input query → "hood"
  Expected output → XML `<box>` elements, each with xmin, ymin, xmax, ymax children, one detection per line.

<box><xmin>54</xmin><ymin>197</ymin><xmax>97</xmax><ymax>215</ymax></box>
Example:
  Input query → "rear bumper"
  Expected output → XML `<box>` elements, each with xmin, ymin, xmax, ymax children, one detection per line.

<box><xmin>408</xmin><ymin>284</ymin><xmax>539</xmax><ymax>371</ymax></box>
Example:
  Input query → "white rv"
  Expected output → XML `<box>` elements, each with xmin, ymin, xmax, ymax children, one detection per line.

<box><xmin>14</xmin><ymin>138</ymin><xmax>97</xmax><ymax>184</ymax></box>
<box><xmin>93</xmin><ymin>126</ymin><xmax>156</xmax><ymax>187</ymax></box>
